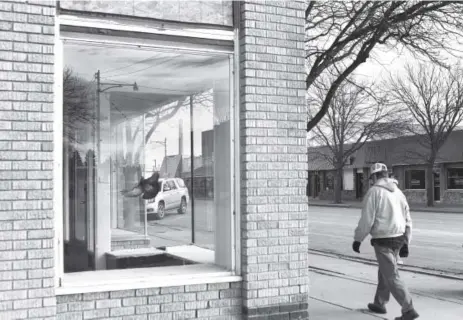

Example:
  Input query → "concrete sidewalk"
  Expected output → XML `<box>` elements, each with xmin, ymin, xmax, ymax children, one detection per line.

<box><xmin>309</xmin><ymin>199</ymin><xmax>463</xmax><ymax>214</ymax></box>
<box><xmin>309</xmin><ymin>252</ymin><xmax>463</xmax><ymax>319</ymax></box>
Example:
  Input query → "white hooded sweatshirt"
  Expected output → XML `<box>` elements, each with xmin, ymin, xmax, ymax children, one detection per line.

<box><xmin>354</xmin><ymin>178</ymin><xmax>412</xmax><ymax>243</ymax></box>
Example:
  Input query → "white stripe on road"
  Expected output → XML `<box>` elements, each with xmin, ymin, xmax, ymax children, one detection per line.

<box><xmin>310</xmin><ymin>232</ymin><xmax>463</xmax><ymax>249</ymax></box>
<box><xmin>310</xmin><ymin>221</ymin><xmax>463</xmax><ymax>238</ymax></box>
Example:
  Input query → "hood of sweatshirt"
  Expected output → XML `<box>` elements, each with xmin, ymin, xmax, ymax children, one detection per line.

<box><xmin>374</xmin><ymin>178</ymin><xmax>397</xmax><ymax>192</ymax></box>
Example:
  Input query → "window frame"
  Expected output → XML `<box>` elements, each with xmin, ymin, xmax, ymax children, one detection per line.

<box><xmin>54</xmin><ymin>13</ymin><xmax>240</xmax><ymax>289</ymax></box>
<box><xmin>405</xmin><ymin>169</ymin><xmax>426</xmax><ymax>190</ymax></box>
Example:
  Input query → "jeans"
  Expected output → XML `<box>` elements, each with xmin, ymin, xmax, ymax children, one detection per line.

<box><xmin>373</xmin><ymin>244</ymin><xmax>414</xmax><ymax>314</ymax></box>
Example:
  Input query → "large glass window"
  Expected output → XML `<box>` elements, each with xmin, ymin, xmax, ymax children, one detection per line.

<box><xmin>405</xmin><ymin>170</ymin><xmax>426</xmax><ymax>189</ymax></box>
<box><xmin>62</xmin><ymin>39</ymin><xmax>233</xmax><ymax>273</ymax></box>
<box><xmin>447</xmin><ymin>168</ymin><xmax>463</xmax><ymax>189</ymax></box>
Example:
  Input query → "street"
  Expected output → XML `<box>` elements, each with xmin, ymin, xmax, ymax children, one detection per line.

<box><xmin>146</xmin><ymin>198</ymin><xmax>215</xmax><ymax>250</ymax></box>
<box><xmin>143</xmin><ymin>199</ymin><xmax>463</xmax><ymax>276</ymax></box>
<box><xmin>309</xmin><ymin>206</ymin><xmax>463</xmax><ymax>275</ymax></box>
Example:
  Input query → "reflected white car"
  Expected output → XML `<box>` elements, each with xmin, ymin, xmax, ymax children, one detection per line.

<box><xmin>146</xmin><ymin>178</ymin><xmax>189</xmax><ymax>220</ymax></box>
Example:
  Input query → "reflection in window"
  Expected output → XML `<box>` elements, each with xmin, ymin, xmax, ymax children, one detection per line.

<box><xmin>63</xmin><ymin>40</ymin><xmax>232</xmax><ymax>273</ymax></box>
<box><xmin>405</xmin><ymin>170</ymin><xmax>426</xmax><ymax>189</ymax></box>
<box><xmin>447</xmin><ymin>168</ymin><xmax>463</xmax><ymax>189</ymax></box>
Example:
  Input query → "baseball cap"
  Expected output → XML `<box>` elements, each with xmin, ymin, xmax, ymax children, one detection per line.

<box><xmin>370</xmin><ymin>163</ymin><xmax>388</xmax><ymax>177</ymax></box>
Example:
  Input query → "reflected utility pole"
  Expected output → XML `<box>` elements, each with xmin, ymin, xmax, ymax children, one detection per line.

<box><xmin>190</xmin><ymin>95</ymin><xmax>195</xmax><ymax>244</ymax></box>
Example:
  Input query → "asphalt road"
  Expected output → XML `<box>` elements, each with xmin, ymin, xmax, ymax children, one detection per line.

<box><xmin>309</xmin><ymin>206</ymin><xmax>463</xmax><ymax>275</ymax></box>
<box><xmin>146</xmin><ymin>199</ymin><xmax>215</xmax><ymax>249</ymax></box>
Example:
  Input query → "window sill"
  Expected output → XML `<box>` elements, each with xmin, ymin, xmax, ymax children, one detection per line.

<box><xmin>56</xmin><ymin>245</ymin><xmax>240</xmax><ymax>295</ymax></box>
<box><xmin>56</xmin><ymin>264</ymin><xmax>241</xmax><ymax>295</ymax></box>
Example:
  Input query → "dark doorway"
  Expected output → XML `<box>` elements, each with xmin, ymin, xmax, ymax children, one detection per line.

<box><xmin>434</xmin><ymin>171</ymin><xmax>440</xmax><ymax>202</ymax></box>
<box><xmin>356</xmin><ymin>172</ymin><xmax>364</xmax><ymax>199</ymax></box>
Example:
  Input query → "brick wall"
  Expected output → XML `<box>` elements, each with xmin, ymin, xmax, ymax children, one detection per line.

<box><xmin>111</xmin><ymin>239</ymin><xmax>150</xmax><ymax>251</ymax></box>
<box><xmin>0</xmin><ymin>1</ymin><xmax>57</xmax><ymax>319</ymax></box>
<box><xmin>238</xmin><ymin>1</ymin><xmax>309</xmax><ymax>319</ymax></box>
<box><xmin>442</xmin><ymin>190</ymin><xmax>463</xmax><ymax>204</ymax></box>
<box><xmin>57</xmin><ymin>282</ymin><xmax>241</xmax><ymax>320</ymax></box>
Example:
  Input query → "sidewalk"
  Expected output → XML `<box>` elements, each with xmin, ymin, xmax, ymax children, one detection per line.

<box><xmin>309</xmin><ymin>253</ymin><xmax>463</xmax><ymax>319</ymax></box>
<box><xmin>309</xmin><ymin>199</ymin><xmax>463</xmax><ymax>214</ymax></box>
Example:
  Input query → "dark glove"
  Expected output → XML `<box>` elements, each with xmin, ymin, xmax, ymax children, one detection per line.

<box><xmin>352</xmin><ymin>241</ymin><xmax>361</xmax><ymax>253</ymax></box>
<box><xmin>399</xmin><ymin>243</ymin><xmax>409</xmax><ymax>258</ymax></box>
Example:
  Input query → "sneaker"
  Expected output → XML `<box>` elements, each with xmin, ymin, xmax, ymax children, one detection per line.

<box><xmin>395</xmin><ymin>309</ymin><xmax>419</xmax><ymax>320</ymax></box>
<box><xmin>368</xmin><ymin>303</ymin><xmax>387</xmax><ymax>314</ymax></box>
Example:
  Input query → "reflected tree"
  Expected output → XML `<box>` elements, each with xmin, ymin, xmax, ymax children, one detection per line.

<box><xmin>63</xmin><ymin>67</ymin><xmax>96</xmax><ymax>145</ymax></box>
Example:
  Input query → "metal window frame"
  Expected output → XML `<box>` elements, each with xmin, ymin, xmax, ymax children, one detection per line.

<box><xmin>54</xmin><ymin>13</ymin><xmax>240</xmax><ymax>286</ymax></box>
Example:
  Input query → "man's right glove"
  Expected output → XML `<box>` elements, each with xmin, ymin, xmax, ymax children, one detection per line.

<box><xmin>399</xmin><ymin>243</ymin><xmax>409</xmax><ymax>258</ymax></box>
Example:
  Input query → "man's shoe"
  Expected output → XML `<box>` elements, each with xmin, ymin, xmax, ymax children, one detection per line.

<box><xmin>368</xmin><ymin>303</ymin><xmax>387</xmax><ymax>314</ymax></box>
<box><xmin>395</xmin><ymin>309</ymin><xmax>419</xmax><ymax>320</ymax></box>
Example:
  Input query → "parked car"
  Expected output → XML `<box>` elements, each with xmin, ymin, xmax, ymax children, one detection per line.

<box><xmin>145</xmin><ymin>178</ymin><xmax>189</xmax><ymax>220</ymax></box>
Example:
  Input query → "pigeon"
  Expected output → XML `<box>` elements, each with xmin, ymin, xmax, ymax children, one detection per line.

<box><xmin>120</xmin><ymin>171</ymin><xmax>161</xmax><ymax>200</ymax></box>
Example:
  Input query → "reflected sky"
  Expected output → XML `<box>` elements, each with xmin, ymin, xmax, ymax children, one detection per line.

<box><xmin>63</xmin><ymin>40</ymin><xmax>232</xmax><ymax>170</ymax></box>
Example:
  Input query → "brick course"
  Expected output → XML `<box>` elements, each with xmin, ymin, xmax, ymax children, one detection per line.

<box><xmin>0</xmin><ymin>1</ymin><xmax>56</xmax><ymax>319</ymax></box>
<box><xmin>238</xmin><ymin>1</ymin><xmax>308</xmax><ymax>319</ymax></box>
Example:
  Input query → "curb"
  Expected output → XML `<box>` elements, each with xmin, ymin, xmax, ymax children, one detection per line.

<box><xmin>309</xmin><ymin>203</ymin><xmax>463</xmax><ymax>214</ymax></box>
<box><xmin>309</xmin><ymin>249</ymin><xmax>463</xmax><ymax>281</ymax></box>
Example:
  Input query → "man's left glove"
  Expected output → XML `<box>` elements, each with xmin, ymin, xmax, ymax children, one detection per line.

<box><xmin>399</xmin><ymin>243</ymin><xmax>409</xmax><ymax>258</ymax></box>
<box><xmin>352</xmin><ymin>241</ymin><xmax>361</xmax><ymax>253</ymax></box>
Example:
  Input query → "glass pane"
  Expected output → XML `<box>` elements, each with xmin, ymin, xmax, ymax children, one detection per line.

<box><xmin>62</xmin><ymin>57</ymin><xmax>97</xmax><ymax>272</ymax></box>
<box><xmin>63</xmin><ymin>39</ymin><xmax>232</xmax><ymax>272</ymax></box>
<box><xmin>406</xmin><ymin>170</ymin><xmax>425</xmax><ymax>189</ymax></box>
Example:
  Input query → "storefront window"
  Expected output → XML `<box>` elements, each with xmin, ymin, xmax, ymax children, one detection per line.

<box><xmin>447</xmin><ymin>168</ymin><xmax>463</xmax><ymax>189</ymax></box>
<box><xmin>405</xmin><ymin>170</ymin><xmax>426</xmax><ymax>189</ymax></box>
<box><xmin>324</xmin><ymin>171</ymin><xmax>334</xmax><ymax>190</ymax></box>
<box><xmin>62</xmin><ymin>39</ymin><xmax>233</xmax><ymax>273</ymax></box>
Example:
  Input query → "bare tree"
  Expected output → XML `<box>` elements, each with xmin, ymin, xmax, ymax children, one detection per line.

<box><xmin>388</xmin><ymin>63</ymin><xmax>463</xmax><ymax>206</ymax></box>
<box><xmin>306</xmin><ymin>1</ymin><xmax>463</xmax><ymax>132</ymax></box>
<box><xmin>309</xmin><ymin>78</ymin><xmax>403</xmax><ymax>203</ymax></box>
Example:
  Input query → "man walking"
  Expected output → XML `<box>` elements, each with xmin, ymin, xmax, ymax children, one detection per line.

<box><xmin>352</xmin><ymin>163</ymin><xmax>419</xmax><ymax>320</ymax></box>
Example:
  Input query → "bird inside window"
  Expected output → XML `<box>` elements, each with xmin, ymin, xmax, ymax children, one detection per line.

<box><xmin>120</xmin><ymin>171</ymin><xmax>161</xmax><ymax>200</ymax></box>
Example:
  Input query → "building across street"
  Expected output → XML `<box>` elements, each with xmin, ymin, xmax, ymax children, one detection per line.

<box><xmin>307</xmin><ymin>130</ymin><xmax>463</xmax><ymax>204</ymax></box>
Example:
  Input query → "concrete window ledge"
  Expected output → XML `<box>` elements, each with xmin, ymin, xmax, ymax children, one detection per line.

<box><xmin>57</xmin><ymin>245</ymin><xmax>240</xmax><ymax>295</ymax></box>
<box><xmin>57</xmin><ymin>263</ymin><xmax>241</xmax><ymax>295</ymax></box>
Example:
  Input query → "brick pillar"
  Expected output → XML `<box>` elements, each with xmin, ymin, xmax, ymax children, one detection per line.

<box><xmin>0</xmin><ymin>1</ymin><xmax>56</xmax><ymax>319</ymax></box>
<box><xmin>238</xmin><ymin>1</ymin><xmax>309</xmax><ymax>319</ymax></box>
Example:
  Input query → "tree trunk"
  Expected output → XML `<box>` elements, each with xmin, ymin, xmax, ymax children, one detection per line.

<box><xmin>334</xmin><ymin>167</ymin><xmax>343</xmax><ymax>204</ymax></box>
<box><xmin>426</xmin><ymin>163</ymin><xmax>434</xmax><ymax>207</ymax></box>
